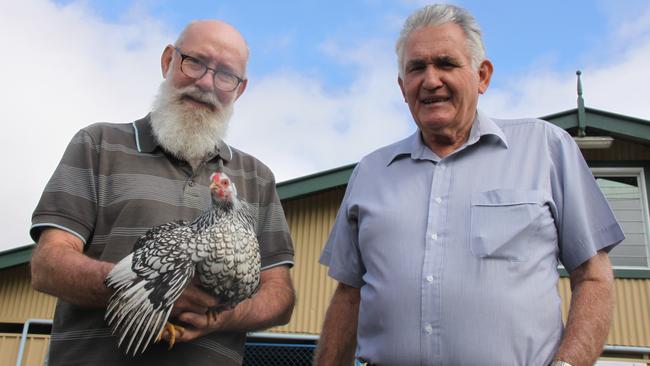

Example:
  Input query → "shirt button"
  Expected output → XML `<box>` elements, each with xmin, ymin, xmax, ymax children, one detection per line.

<box><xmin>434</xmin><ymin>197</ymin><xmax>442</xmax><ymax>204</ymax></box>
<box><xmin>431</xmin><ymin>233</ymin><xmax>438</xmax><ymax>240</ymax></box>
<box><xmin>424</xmin><ymin>324</ymin><xmax>433</xmax><ymax>334</ymax></box>
<box><xmin>426</xmin><ymin>275</ymin><xmax>434</xmax><ymax>283</ymax></box>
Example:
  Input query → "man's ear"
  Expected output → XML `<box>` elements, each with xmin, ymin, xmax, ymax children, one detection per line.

<box><xmin>161</xmin><ymin>45</ymin><xmax>175</xmax><ymax>78</ymax></box>
<box><xmin>234</xmin><ymin>78</ymin><xmax>248</xmax><ymax>101</ymax></box>
<box><xmin>398</xmin><ymin>76</ymin><xmax>407</xmax><ymax>103</ymax></box>
<box><xmin>477</xmin><ymin>59</ymin><xmax>493</xmax><ymax>94</ymax></box>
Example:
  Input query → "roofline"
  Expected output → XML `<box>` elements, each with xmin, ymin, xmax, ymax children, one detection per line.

<box><xmin>277</xmin><ymin>163</ymin><xmax>356</xmax><ymax>200</ymax></box>
<box><xmin>0</xmin><ymin>244</ymin><xmax>35</xmax><ymax>270</ymax></box>
<box><xmin>542</xmin><ymin>107</ymin><xmax>650</xmax><ymax>140</ymax></box>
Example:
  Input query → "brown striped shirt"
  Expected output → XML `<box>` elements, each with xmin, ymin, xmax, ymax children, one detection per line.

<box><xmin>31</xmin><ymin>115</ymin><xmax>294</xmax><ymax>365</ymax></box>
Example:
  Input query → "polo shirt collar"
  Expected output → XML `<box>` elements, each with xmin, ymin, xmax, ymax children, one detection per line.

<box><xmin>386</xmin><ymin>109</ymin><xmax>508</xmax><ymax>166</ymax></box>
<box><xmin>131</xmin><ymin>114</ymin><xmax>233</xmax><ymax>162</ymax></box>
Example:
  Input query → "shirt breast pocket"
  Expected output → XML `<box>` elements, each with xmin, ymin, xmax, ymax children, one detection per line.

<box><xmin>470</xmin><ymin>189</ymin><xmax>546</xmax><ymax>262</ymax></box>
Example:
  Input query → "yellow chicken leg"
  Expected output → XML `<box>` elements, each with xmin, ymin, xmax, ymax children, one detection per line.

<box><xmin>156</xmin><ymin>322</ymin><xmax>186</xmax><ymax>350</ymax></box>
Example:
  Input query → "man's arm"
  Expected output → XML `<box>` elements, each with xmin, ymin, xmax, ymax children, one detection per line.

<box><xmin>164</xmin><ymin>264</ymin><xmax>295</xmax><ymax>341</ymax></box>
<box><xmin>313</xmin><ymin>282</ymin><xmax>360</xmax><ymax>366</ymax></box>
<box><xmin>31</xmin><ymin>228</ymin><xmax>114</xmax><ymax>307</ymax></box>
<box><xmin>553</xmin><ymin>250</ymin><xmax>615</xmax><ymax>366</ymax></box>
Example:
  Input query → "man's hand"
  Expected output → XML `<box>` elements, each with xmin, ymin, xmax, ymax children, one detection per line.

<box><xmin>159</xmin><ymin>265</ymin><xmax>295</xmax><ymax>344</ymax></box>
<box><xmin>169</xmin><ymin>280</ymin><xmax>220</xmax><ymax>318</ymax></box>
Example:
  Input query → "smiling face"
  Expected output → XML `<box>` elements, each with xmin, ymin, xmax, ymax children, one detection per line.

<box><xmin>398</xmin><ymin>22</ymin><xmax>492</xmax><ymax>151</ymax></box>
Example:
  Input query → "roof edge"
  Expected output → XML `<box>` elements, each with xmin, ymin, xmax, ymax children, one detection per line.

<box><xmin>0</xmin><ymin>244</ymin><xmax>35</xmax><ymax>270</ymax></box>
<box><xmin>277</xmin><ymin>163</ymin><xmax>356</xmax><ymax>200</ymax></box>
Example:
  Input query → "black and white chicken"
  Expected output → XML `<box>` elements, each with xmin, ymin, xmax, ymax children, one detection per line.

<box><xmin>104</xmin><ymin>171</ymin><xmax>261</xmax><ymax>355</ymax></box>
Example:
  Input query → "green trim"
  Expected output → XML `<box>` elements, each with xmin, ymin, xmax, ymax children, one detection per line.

<box><xmin>0</xmin><ymin>244</ymin><xmax>34</xmax><ymax>270</ymax></box>
<box><xmin>559</xmin><ymin>267</ymin><xmax>650</xmax><ymax>279</ymax></box>
<box><xmin>277</xmin><ymin>163</ymin><xmax>356</xmax><ymax>200</ymax></box>
<box><xmin>542</xmin><ymin>107</ymin><xmax>650</xmax><ymax>141</ymax></box>
<box><xmin>541</xmin><ymin>108</ymin><xmax>579</xmax><ymax>129</ymax></box>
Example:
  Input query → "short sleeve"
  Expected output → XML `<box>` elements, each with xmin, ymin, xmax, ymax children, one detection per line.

<box><xmin>257</xmin><ymin>172</ymin><xmax>295</xmax><ymax>270</ymax></box>
<box><xmin>319</xmin><ymin>166</ymin><xmax>365</xmax><ymax>288</ymax></box>
<box><xmin>30</xmin><ymin>129</ymin><xmax>100</xmax><ymax>244</ymax></box>
<box><xmin>549</xmin><ymin>128</ymin><xmax>625</xmax><ymax>272</ymax></box>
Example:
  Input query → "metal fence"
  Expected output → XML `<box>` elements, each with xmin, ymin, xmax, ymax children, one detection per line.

<box><xmin>244</xmin><ymin>342</ymin><xmax>315</xmax><ymax>366</ymax></box>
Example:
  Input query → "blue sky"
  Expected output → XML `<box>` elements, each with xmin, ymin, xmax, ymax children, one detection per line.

<box><xmin>2</xmin><ymin>0</ymin><xmax>650</xmax><ymax>250</ymax></box>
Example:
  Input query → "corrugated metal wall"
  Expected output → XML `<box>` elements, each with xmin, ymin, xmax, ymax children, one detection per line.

<box><xmin>275</xmin><ymin>187</ymin><xmax>344</xmax><ymax>334</ymax></box>
<box><xmin>0</xmin><ymin>266</ymin><xmax>56</xmax><ymax>323</ymax></box>
<box><xmin>0</xmin><ymin>333</ymin><xmax>50</xmax><ymax>366</ymax></box>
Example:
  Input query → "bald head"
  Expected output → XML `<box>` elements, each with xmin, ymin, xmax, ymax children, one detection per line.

<box><xmin>176</xmin><ymin>20</ymin><xmax>249</xmax><ymax>64</ymax></box>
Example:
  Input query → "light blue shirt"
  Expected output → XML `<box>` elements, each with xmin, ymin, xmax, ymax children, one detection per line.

<box><xmin>320</xmin><ymin>111</ymin><xmax>624</xmax><ymax>366</ymax></box>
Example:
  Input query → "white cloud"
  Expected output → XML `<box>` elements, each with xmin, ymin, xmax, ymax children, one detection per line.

<box><xmin>229</xmin><ymin>39</ymin><xmax>413</xmax><ymax>181</ymax></box>
<box><xmin>2</xmin><ymin>0</ymin><xmax>649</xmax><ymax>253</ymax></box>
<box><xmin>0</xmin><ymin>0</ymin><xmax>170</xmax><ymax>250</ymax></box>
<box><xmin>481</xmin><ymin>3</ymin><xmax>650</xmax><ymax>121</ymax></box>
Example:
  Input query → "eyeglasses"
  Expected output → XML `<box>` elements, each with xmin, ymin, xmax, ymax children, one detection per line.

<box><xmin>174</xmin><ymin>47</ymin><xmax>244</xmax><ymax>92</ymax></box>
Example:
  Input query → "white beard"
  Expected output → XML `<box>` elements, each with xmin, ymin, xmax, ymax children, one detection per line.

<box><xmin>150</xmin><ymin>79</ymin><xmax>233</xmax><ymax>163</ymax></box>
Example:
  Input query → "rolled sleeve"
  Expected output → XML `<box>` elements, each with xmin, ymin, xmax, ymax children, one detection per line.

<box><xmin>549</xmin><ymin>129</ymin><xmax>625</xmax><ymax>271</ymax></box>
<box><xmin>320</xmin><ymin>168</ymin><xmax>365</xmax><ymax>288</ymax></box>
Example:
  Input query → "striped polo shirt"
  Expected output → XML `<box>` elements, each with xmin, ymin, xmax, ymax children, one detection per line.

<box><xmin>30</xmin><ymin>115</ymin><xmax>294</xmax><ymax>365</ymax></box>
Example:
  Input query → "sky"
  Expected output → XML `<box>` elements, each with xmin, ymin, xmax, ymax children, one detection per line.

<box><xmin>1</xmin><ymin>0</ymin><xmax>650</xmax><ymax>252</ymax></box>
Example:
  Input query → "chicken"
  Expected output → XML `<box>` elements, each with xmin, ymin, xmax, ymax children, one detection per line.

<box><xmin>104</xmin><ymin>171</ymin><xmax>261</xmax><ymax>356</ymax></box>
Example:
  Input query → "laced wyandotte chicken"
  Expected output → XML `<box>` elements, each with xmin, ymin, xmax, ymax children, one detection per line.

<box><xmin>104</xmin><ymin>171</ymin><xmax>261</xmax><ymax>356</ymax></box>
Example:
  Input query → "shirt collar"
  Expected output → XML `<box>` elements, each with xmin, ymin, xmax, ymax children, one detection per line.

<box><xmin>386</xmin><ymin>110</ymin><xmax>508</xmax><ymax>166</ymax></box>
<box><xmin>131</xmin><ymin>114</ymin><xmax>233</xmax><ymax>162</ymax></box>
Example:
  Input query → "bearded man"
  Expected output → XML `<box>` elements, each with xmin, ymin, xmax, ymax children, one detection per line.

<box><xmin>30</xmin><ymin>20</ymin><xmax>295</xmax><ymax>366</ymax></box>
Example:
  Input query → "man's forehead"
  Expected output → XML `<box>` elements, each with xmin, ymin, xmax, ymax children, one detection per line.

<box><xmin>403</xmin><ymin>23</ymin><xmax>469</xmax><ymax>58</ymax></box>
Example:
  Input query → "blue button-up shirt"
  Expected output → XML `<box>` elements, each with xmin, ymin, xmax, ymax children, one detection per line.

<box><xmin>320</xmin><ymin>111</ymin><xmax>624</xmax><ymax>365</ymax></box>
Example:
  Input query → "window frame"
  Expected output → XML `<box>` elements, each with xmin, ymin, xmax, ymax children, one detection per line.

<box><xmin>591</xmin><ymin>167</ymin><xmax>650</xmax><ymax>270</ymax></box>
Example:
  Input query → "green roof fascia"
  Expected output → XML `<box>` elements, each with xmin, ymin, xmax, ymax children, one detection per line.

<box><xmin>542</xmin><ymin>107</ymin><xmax>650</xmax><ymax>142</ymax></box>
<box><xmin>277</xmin><ymin>163</ymin><xmax>356</xmax><ymax>200</ymax></box>
<box><xmin>0</xmin><ymin>244</ymin><xmax>34</xmax><ymax>270</ymax></box>
<box><xmin>582</xmin><ymin>107</ymin><xmax>650</xmax><ymax>141</ymax></box>
<box><xmin>541</xmin><ymin>108</ymin><xmax>579</xmax><ymax>130</ymax></box>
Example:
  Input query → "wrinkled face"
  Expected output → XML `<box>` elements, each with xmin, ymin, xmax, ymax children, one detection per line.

<box><xmin>210</xmin><ymin>172</ymin><xmax>234</xmax><ymax>201</ymax></box>
<box><xmin>161</xmin><ymin>22</ymin><xmax>248</xmax><ymax>114</ymax></box>
<box><xmin>398</xmin><ymin>22</ymin><xmax>492</xmax><ymax>137</ymax></box>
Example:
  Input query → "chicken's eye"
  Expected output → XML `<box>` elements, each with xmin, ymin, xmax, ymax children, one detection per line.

<box><xmin>221</xmin><ymin>179</ymin><xmax>229</xmax><ymax>186</ymax></box>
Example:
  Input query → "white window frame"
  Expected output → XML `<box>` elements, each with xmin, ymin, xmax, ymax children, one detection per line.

<box><xmin>591</xmin><ymin>167</ymin><xmax>650</xmax><ymax>270</ymax></box>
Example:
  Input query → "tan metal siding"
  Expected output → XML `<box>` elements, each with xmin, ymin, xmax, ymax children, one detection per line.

<box><xmin>0</xmin><ymin>333</ymin><xmax>50</xmax><ymax>366</ymax></box>
<box><xmin>0</xmin><ymin>266</ymin><xmax>55</xmax><ymax>323</ymax></box>
<box><xmin>558</xmin><ymin>277</ymin><xmax>650</xmax><ymax>347</ymax></box>
<box><xmin>272</xmin><ymin>188</ymin><xmax>344</xmax><ymax>335</ymax></box>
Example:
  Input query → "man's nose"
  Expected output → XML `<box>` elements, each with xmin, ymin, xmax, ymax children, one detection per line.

<box><xmin>422</xmin><ymin>66</ymin><xmax>443</xmax><ymax>90</ymax></box>
<box><xmin>194</xmin><ymin>70</ymin><xmax>216</xmax><ymax>92</ymax></box>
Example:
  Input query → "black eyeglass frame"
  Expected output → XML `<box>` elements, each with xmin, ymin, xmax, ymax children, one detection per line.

<box><xmin>174</xmin><ymin>47</ymin><xmax>244</xmax><ymax>92</ymax></box>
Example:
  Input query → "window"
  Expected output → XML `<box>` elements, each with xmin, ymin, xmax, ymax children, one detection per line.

<box><xmin>592</xmin><ymin>168</ymin><xmax>650</xmax><ymax>268</ymax></box>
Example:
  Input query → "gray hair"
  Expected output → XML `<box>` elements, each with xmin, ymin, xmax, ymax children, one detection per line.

<box><xmin>396</xmin><ymin>4</ymin><xmax>486</xmax><ymax>76</ymax></box>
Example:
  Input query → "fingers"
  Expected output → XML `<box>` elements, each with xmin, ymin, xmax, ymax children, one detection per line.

<box><xmin>171</xmin><ymin>283</ymin><xmax>220</xmax><ymax>316</ymax></box>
